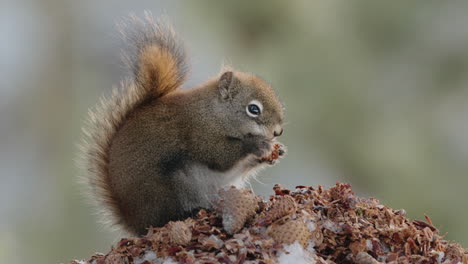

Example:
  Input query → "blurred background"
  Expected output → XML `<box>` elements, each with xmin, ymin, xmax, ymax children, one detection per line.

<box><xmin>1</xmin><ymin>0</ymin><xmax>467</xmax><ymax>263</ymax></box>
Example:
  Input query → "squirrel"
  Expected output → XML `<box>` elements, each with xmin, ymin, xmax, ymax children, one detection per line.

<box><xmin>79</xmin><ymin>13</ymin><xmax>286</xmax><ymax>236</ymax></box>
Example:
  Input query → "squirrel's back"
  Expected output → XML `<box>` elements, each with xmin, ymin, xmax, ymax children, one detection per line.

<box><xmin>79</xmin><ymin>13</ymin><xmax>188</xmax><ymax>232</ymax></box>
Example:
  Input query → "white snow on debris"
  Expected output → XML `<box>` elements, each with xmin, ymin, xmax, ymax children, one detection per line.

<box><xmin>435</xmin><ymin>251</ymin><xmax>444</xmax><ymax>263</ymax></box>
<box><xmin>278</xmin><ymin>242</ymin><xmax>316</xmax><ymax>264</ymax></box>
<box><xmin>222</xmin><ymin>213</ymin><xmax>236</xmax><ymax>233</ymax></box>
<box><xmin>161</xmin><ymin>258</ymin><xmax>178</xmax><ymax>264</ymax></box>
<box><xmin>366</xmin><ymin>239</ymin><xmax>373</xmax><ymax>251</ymax></box>
<box><xmin>135</xmin><ymin>251</ymin><xmax>157</xmax><ymax>264</ymax></box>
<box><xmin>301</xmin><ymin>211</ymin><xmax>316</xmax><ymax>233</ymax></box>
<box><xmin>307</xmin><ymin>240</ymin><xmax>316</xmax><ymax>253</ymax></box>
<box><xmin>306</xmin><ymin>220</ymin><xmax>316</xmax><ymax>232</ymax></box>
<box><xmin>139</xmin><ymin>255</ymin><xmax>177</xmax><ymax>264</ymax></box>
<box><xmin>323</xmin><ymin>219</ymin><xmax>342</xmax><ymax>233</ymax></box>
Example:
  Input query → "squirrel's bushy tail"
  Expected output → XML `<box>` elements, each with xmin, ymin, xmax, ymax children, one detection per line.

<box><xmin>121</xmin><ymin>12</ymin><xmax>188</xmax><ymax>96</ymax></box>
<box><xmin>78</xmin><ymin>12</ymin><xmax>188</xmax><ymax>232</ymax></box>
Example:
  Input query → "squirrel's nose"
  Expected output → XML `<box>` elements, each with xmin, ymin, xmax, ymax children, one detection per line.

<box><xmin>273</xmin><ymin>128</ymin><xmax>283</xmax><ymax>137</ymax></box>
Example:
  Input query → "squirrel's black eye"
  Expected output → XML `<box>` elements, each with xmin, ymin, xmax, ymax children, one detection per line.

<box><xmin>246</xmin><ymin>100</ymin><xmax>263</xmax><ymax>117</ymax></box>
<box><xmin>248</xmin><ymin>104</ymin><xmax>260</xmax><ymax>115</ymax></box>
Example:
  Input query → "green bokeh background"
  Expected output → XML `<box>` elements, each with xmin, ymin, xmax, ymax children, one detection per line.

<box><xmin>0</xmin><ymin>1</ymin><xmax>467</xmax><ymax>263</ymax></box>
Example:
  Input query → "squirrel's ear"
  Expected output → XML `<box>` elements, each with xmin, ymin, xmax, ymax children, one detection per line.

<box><xmin>218</xmin><ymin>71</ymin><xmax>236</xmax><ymax>100</ymax></box>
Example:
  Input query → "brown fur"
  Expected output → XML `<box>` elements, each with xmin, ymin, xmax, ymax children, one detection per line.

<box><xmin>80</xmin><ymin>13</ymin><xmax>285</xmax><ymax>235</ymax></box>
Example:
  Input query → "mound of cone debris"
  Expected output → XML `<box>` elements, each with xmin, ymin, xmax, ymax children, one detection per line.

<box><xmin>73</xmin><ymin>183</ymin><xmax>467</xmax><ymax>264</ymax></box>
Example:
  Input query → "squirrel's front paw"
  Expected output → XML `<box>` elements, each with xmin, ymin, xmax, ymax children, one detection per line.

<box><xmin>259</xmin><ymin>143</ymin><xmax>286</xmax><ymax>165</ymax></box>
<box><xmin>251</xmin><ymin>139</ymin><xmax>273</xmax><ymax>159</ymax></box>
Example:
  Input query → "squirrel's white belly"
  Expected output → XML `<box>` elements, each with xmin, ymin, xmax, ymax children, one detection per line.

<box><xmin>175</xmin><ymin>155</ymin><xmax>263</xmax><ymax>212</ymax></box>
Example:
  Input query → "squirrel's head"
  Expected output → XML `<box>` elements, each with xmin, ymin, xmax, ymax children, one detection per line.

<box><xmin>214</xmin><ymin>71</ymin><xmax>284</xmax><ymax>140</ymax></box>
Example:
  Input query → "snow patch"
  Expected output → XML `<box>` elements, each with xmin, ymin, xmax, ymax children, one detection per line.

<box><xmin>306</xmin><ymin>220</ymin><xmax>316</xmax><ymax>232</ymax></box>
<box><xmin>323</xmin><ymin>219</ymin><xmax>342</xmax><ymax>233</ymax></box>
<box><xmin>366</xmin><ymin>239</ymin><xmax>373</xmax><ymax>250</ymax></box>
<box><xmin>222</xmin><ymin>213</ymin><xmax>235</xmax><ymax>233</ymax></box>
<box><xmin>140</xmin><ymin>255</ymin><xmax>177</xmax><ymax>264</ymax></box>
<box><xmin>436</xmin><ymin>251</ymin><xmax>444</xmax><ymax>263</ymax></box>
<box><xmin>135</xmin><ymin>251</ymin><xmax>157</xmax><ymax>264</ymax></box>
<box><xmin>278</xmin><ymin>242</ymin><xmax>316</xmax><ymax>264</ymax></box>
<box><xmin>307</xmin><ymin>240</ymin><xmax>316</xmax><ymax>253</ymax></box>
<box><xmin>162</xmin><ymin>258</ymin><xmax>178</xmax><ymax>264</ymax></box>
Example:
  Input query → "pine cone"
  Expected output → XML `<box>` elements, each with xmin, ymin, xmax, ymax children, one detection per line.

<box><xmin>265</xmin><ymin>195</ymin><xmax>297</xmax><ymax>221</ymax></box>
<box><xmin>167</xmin><ymin>221</ymin><xmax>192</xmax><ymax>246</ymax></box>
<box><xmin>216</xmin><ymin>186</ymin><xmax>259</xmax><ymax>234</ymax></box>
<box><xmin>267</xmin><ymin>217</ymin><xmax>311</xmax><ymax>248</ymax></box>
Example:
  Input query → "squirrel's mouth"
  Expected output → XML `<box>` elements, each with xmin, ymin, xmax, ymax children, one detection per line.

<box><xmin>244</xmin><ymin>133</ymin><xmax>277</xmax><ymax>143</ymax></box>
<box><xmin>246</xmin><ymin>124</ymin><xmax>279</xmax><ymax>139</ymax></box>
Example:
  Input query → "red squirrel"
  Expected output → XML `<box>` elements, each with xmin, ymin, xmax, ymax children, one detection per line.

<box><xmin>79</xmin><ymin>13</ymin><xmax>285</xmax><ymax>236</ymax></box>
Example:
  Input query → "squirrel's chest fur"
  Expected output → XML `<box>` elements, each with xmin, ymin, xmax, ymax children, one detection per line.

<box><xmin>173</xmin><ymin>155</ymin><xmax>260</xmax><ymax>212</ymax></box>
